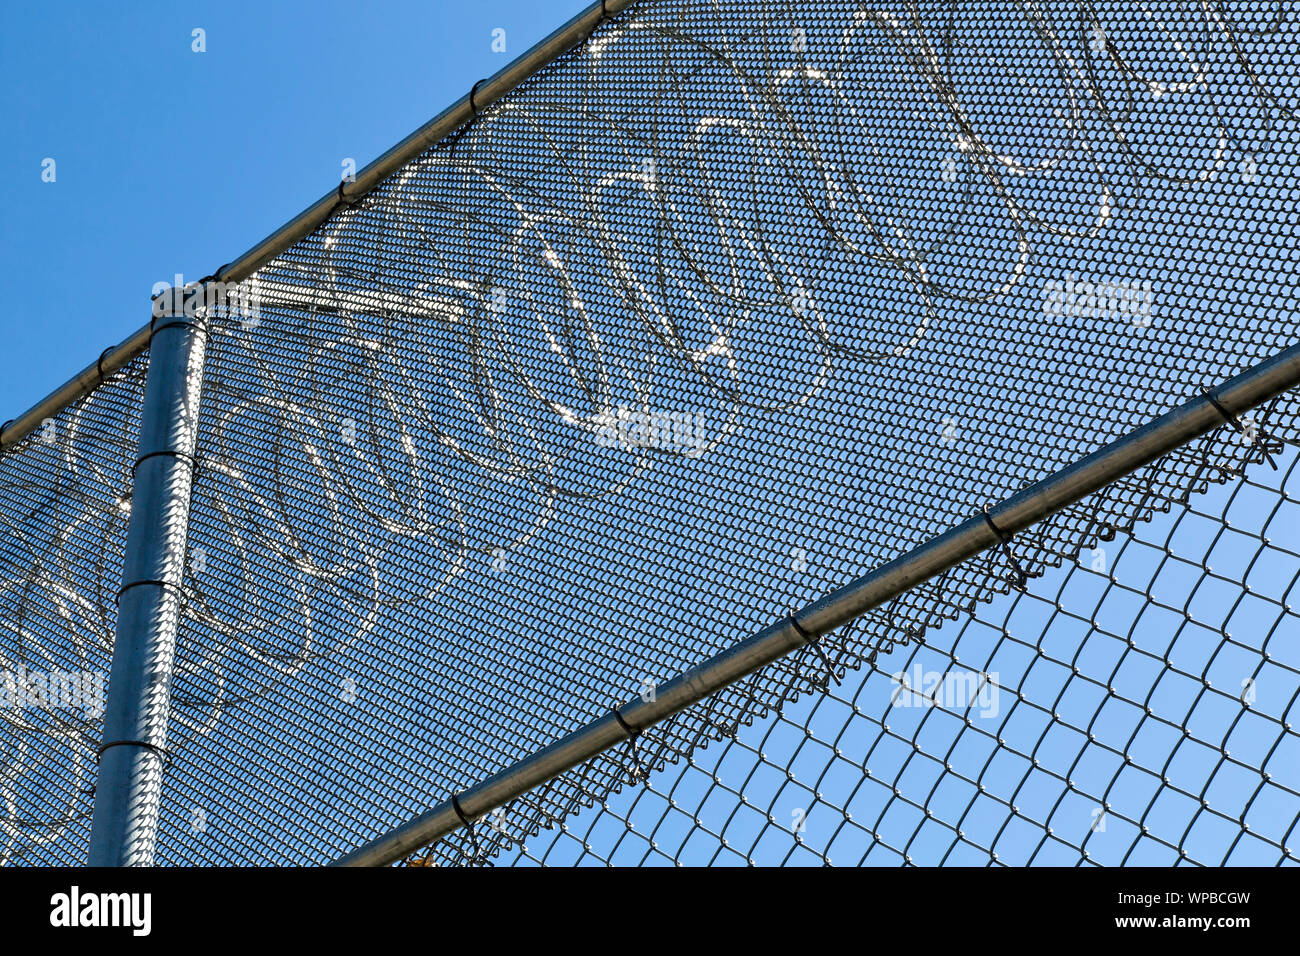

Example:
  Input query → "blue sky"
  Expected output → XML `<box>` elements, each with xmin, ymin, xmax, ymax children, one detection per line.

<box><xmin>0</xmin><ymin>0</ymin><xmax>588</xmax><ymax>417</ymax></box>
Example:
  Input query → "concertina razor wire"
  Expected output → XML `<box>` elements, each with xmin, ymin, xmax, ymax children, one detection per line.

<box><xmin>0</xmin><ymin>0</ymin><xmax>1297</xmax><ymax>865</ymax></box>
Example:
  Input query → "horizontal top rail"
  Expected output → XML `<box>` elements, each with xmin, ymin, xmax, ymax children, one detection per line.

<box><xmin>0</xmin><ymin>0</ymin><xmax>635</xmax><ymax>453</ymax></box>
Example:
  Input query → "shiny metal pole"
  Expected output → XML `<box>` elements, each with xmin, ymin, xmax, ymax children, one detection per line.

<box><xmin>88</xmin><ymin>289</ymin><xmax>209</xmax><ymax>866</ymax></box>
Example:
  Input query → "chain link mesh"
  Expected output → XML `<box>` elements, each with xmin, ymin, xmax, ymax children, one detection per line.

<box><xmin>0</xmin><ymin>358</ymin><xmax>148</xmax><ymax>865</ymax></box>
<box><xmin>426</xmin><ymin>411</ymin><xmax>1299</xmax><ymax>865</ymax></box>
<box><xmin>154</xmin><ymin>0</ymin><xmax>1297</xmax><ymax>864</ymax></box>
<box><xmin>1</xmin><ymin>0</ymin><xmax>1297</xmax><ymax>866</ymax></box>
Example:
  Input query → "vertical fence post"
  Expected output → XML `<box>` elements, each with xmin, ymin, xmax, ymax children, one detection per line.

<box><xmin>88</xmin><ymin>287</ymin><xmax>210</xmax><ymax>866</ymax></box>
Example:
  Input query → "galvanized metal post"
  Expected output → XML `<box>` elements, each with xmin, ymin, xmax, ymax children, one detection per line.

<box><xmin>88</xmin><ymin>288</ymin><xmax>209</xmax><ymax>866</ymax></box>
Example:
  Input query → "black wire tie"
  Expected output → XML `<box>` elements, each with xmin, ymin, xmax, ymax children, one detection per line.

<box><xmin>981</xmin><ymin>505</ymin><xmax>1029</xmax><ymax>590</ymax></box>
<box><xmin>1202</xmin><ymin>386</ymin><xmax>1280</xmax><ymax>471</ymax></box>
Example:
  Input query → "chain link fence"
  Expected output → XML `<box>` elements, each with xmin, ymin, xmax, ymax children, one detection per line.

<box><xmin>0</xmin><ymin>359</ymin><xmax>148</xmax><ymax>865</ymax></box>
<box><xmin>428</xmin><ymin>415</ymin><xmax>1299</xmax><ymax>866</ymax></box>
<box><xmin>1</xmin><ymin>0</ymin><xmax>1297</xmax><ymax>865</ymax></box>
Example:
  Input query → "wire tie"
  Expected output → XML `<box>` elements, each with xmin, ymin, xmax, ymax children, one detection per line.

<box><xmin>981</xmin><ymin>505</ymin><xmax>1028</xmax><ymax>590</ymax></box>
<box><xmin>469</xmin><ymin>78</ymin><xmax>489</xmax><ymax>116</ymax></box>
<box><xmin>132</xmin><ymin>448</ymin><xmax>200</xmax><ymax>479</ymax></box>
<box><xmin>587</xmin><ymin>0</ymin><xmax>609</xmax><ymax>40</ymax></box>
<box><xmin>788</xmin><ymin>610</ymin><xmax>838</xmax><ymax>687</ymax></box>
<box><xmin>97</xmin><ymin>346</ymin><xmax>116</xmax><ymax>380</ymax></box>
<box><xmin>97</xmin><ymin>738</ymin><xmax>169</xmax><ymax>766</ymax></box>
<box><xmin>451</xmin><ymin>793</ymin><xmax>485</xmax><ymax>864</ymax></box>
<box><xmin>612</xmin><ymin>709</ymin><xmax>648</xmax><ymax>784</ymax></box>
<box><xmin>1202</xmin><ymin>387</ymin><xmax>1279</xmax><ymax>470</ymax></box>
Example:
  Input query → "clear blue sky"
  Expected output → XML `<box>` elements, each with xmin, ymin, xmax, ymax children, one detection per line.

<box><xmin>0</xmin><ymin>0</ymin><xmax>588</xmax><ymax>417</ymax></box>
